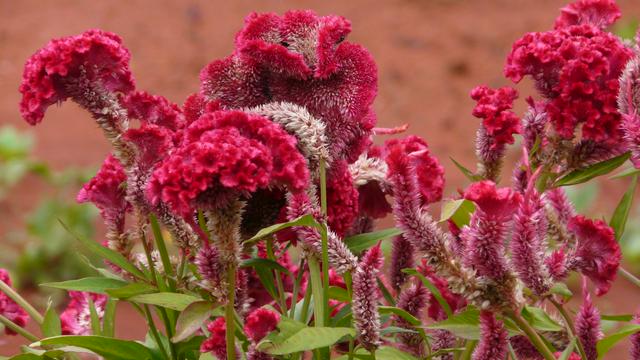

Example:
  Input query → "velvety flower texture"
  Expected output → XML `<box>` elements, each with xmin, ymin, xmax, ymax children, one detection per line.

<box><xmin>19</xmin><ymin>29</ymin><xmax>134</xmax><ymax>125</ymax></box>
<box><xmin>77</xmin><ymin>155</ymin><xmax>129</xmax><ymax>229</ymax></box>
<box><xmin>0</xmin><ymin>269</ymin><xmax>29</xmax><ymax>335</ymax></box>
<box><xmin>554</xmin><ymin>0</ymin><xmax>621</xmax><ymax>30</ymax></box>
<box><xmin>60</xmin><ymin>291</ymin><xmax>108</xmax><ymax>335</ymax></box>
<box><xmin>505</xmin><ymin>20</ymin><xmax>632</xmax><ymax>143</ymax></box>
<box><xmin>473</xmin><ymin>311</ymin><xmax>508</xmax><ymax>360</ymax></box>
<box><xmin>470</xmin><ymin>85</ymin><xmax>521</xmax><ymax>150</ymax></box>
<box><xmin>568</xmin><ymin>215</ymin><xmax>621</xmax><ymax>295</ymax></box>
<box><xmin>325</xmin><ymin>160</ymin><xmax>359</xmax><ymax>237</ymax></box>
<box><xmin>395</xmin><ymin>282</ymin><xmax>428</xmax><ymax>356</ymax></box>
<box><xmin>147</xmin><ymin>110</ymin><xmax>309</xmax><ymax>218</ymax></box>
<box><xmin>618</xmin><ymin>57</ymin><xmax>640</xmax><ymax>168</ymax></box>
<box><xmin>122</xmin><ymin>91</ymin><xmax>184</xmax><ymax>132</ymax></box>
<box><xmin>352</xmin><ymin>244</ymin><xmax>383</xmax><ymax>351</ymax></box>
<box><xmin>201</xmin><ymin>317</ymin><xmax>233</xmax><ymax>360</ymax></box>
<box><xmin>244</xmin><ymin>308</ymin><xmax>280</xmax><ymax>343</ymax></box>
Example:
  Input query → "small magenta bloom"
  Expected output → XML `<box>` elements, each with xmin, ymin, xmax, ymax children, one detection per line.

<box><xmin>575</xmin><ymin>283</ymin><xmax>603</xmax><ymax>360</ymax></box>
<box><xmin>60</xmin><ymin>291</ymin><xmax>108</xmax><ymax>335</ymax></box>
<box><xmin>554</xmin><ymin>0</ymin><xmax>621</xmax><ymax>30</ymax></box>
<box><xmin>568</xmin><ymin>215</ymin><xmax>621</xmax><ymax>295</ymax></box>
<box><xmin>473</xmin><ymin>311</ymin><xmax>508</xmax><ymax>360</ymax></box>
<box><xmin>201</xmin><ymin>317</ymin><xmax>236</xmax><ymax>359</ymax></box>
<box><xmin>244</xmin><ymin>308</ymin><xmax>280</xmax><ymax>343</ymax></box>
<box><xmin>0</xmin><ymin>269</ymin><xmax>29</xmax><ymax>335</ymax></box>
<box><xmin>19</xmin><ymin>29</ymin><xmax>135</xmax><ymax>125</ymax></box>
<box><xmin>470</xmin><ymin>85</ymin><xmax>521</xmax><ymax>150</ymax></box>
<box><xmin>352</xmin><ymin>244</ymin><xmax>383</xmax><ymax>351</ymax></box>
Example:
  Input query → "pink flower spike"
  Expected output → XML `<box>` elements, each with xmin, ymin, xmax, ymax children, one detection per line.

<box><xmin>631</xmin><ymin>309</ymin><xmax>640</xmax><ymax>360</ymax></box>
<box><xmin>473</xmin><ymin>311</ymin><xmax>508</xmax><ymax>360</ymax></box>
<box><xmin>19</xmin><ymin>29</ymin><xmax>134</xmax><ymax>125</ymax></box>
<box><xmin>555</xmin><ymin>0</ymin><xmax>621</xmax><ymax>30</ymax></box>
<box><xmin>244</xmin><ymin>308</ymin><xmax>280</xmax><ymax>343</ymax></box>
<box><xmin>60</xmin><ymin>291</ymin><xmax>108</xmax><ymax>335</ymax></box>
<box><xmin>0</xmin><ymin>269</ymin><xmax>29</xmax><ymax>335</ymax></box>
<box><xmin>352</xmin><ymin>244</ymin><xmax>383</xmax><ymax>351</ymax></box>
<box><xmin>568</xmin><ymin>215</ymin><xmax>621</xmax><ymax>295</ymax></box>
<box><xmin>575</xmin><ymin>278</ymin><xmax>603</xmax><ymax>360</ymax></box>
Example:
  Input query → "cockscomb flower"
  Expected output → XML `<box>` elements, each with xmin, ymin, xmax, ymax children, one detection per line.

<box><xmin>326</xmin><ymin>160</ymin><xmax>359</xmax><ymax>237</ymax></box>
<box><xmin>462</xmin><ymin>181</ymin><xmax>521</xmax><ymax>282</ymax></box>
<box><xmin>147</xmin><ymin>110</ymin><xmax>309</xmax><ymax>219</ymax></box>
<box><xmin>60</xmin><ymin>291</ymin><xmax>108</xmax><ymax>335</ymax></box>
<box><xmin>471</xmin><ymin>85</ymin><xmax>521</xmax><ymax>150</ymax></box>
<box><xmin>352</xmin><ymin>244</ymin><xmax>383</xmax><ymax>351</ymax></box>
<box><xmin>122</xmin><ymin>91</ymin><xmax>184</xmax><ymax>132</ymax></box>
<box><xmin>244</xmin><ymin>308</ymin><xmax>280</xmax><ymax>343</ymax></box>
<box><xmin>568</xmin><ymin>215</ymin><xmax>621</xmax><ymax>295</ymax></box>
<box><xmin>575</xmin><ymin>281</ymin><xmax>603</xmax><ymax>360</ymax></box>
<box><xmin>554</xmin><ymin>0</ymin><xmax>621</xmax><ymax>30</ymax></box>
<box><xmin>349</xmin><ymin>153</ymin><xmax>391</xmax><ymax>220</ymax></box>
<box><xmin>19</xmin><ymin>29</ymin><xmax>134</xmax><ymax>125</ymax></box>
<box><xmin>201</xmin><ymin>317</ymin><xmax>237</xmax><ymax>360</ymax></box>
<box><xmin>505</xmin><ymin>23</ymin><xmax>632</xmax><ymax>144</ymax></box>
<box><xmin>618</xmin><ymin>57</ymin><xmax>640</xmax><ymax>168</ymax></box>
<box><xmin>0</xmin><ymin>269</ymin><xmax>29</xmax><ymax>335</ymax></box>
<box><xmin>473</xmin><ymin>311</ymin><xmax>508</xmax><ymax>360</ymax></box>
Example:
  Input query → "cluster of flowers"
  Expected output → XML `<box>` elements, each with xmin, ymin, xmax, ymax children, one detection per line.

<box><xmin>0</xmin><ymin>0</ymin><xmax>639</xmax><ymax>359</ymax></box>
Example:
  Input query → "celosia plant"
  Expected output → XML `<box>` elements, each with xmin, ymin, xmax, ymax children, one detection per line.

<box><xmin>2</xmin><ymin>2</ymin><xmax>640</xmax><ymax>360</ymax></box>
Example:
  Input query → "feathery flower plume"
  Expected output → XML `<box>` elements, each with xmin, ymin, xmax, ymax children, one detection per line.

<box><xmin>0</xmin><ymin>269</ymin><xmax>29</xmax><ymax>335</ymax></box>
<box><xmin>417</xmin><ymin>260</ymin><xmax>467</xmax><ymax>321</ymax></box>
<box><xmin>394</xmin><ymin>282</ymin><xmax>428</xmax><ymax>356</ymax></box>
<box><xmin>575</xmin><ymin>279</ymin><xmax>602</xmax><ymax>360</ymax></box>
<box><xmin>60</xmin><ymin>291</ymin><xmax>108</xmax><ymax>335</ymax></box>
<box><xmin>472</xmin><ymin>311</ymin><xmax>508</xmax><ymax>360</ymax></box>
<box><xmin>389</xmin><ymin>235</ymin><xmax>415</xmax><ymax>290</ymax></box>
<box><xmin>618</xmin><ymin>57</ymin><xmax>640</xmax><ymax>168</ymax></box>
<box><xmin>510</xmin><ymin>335</ymin><xmax>543</xmax><ymax>360</ymax></box>
<box><xmin>350</xmin><ymin>153</ymin><xmax>392</xmax><ymax>221</ymax></box>
<box><xmin>352</xmin><ymin>244</ymin><xmax>383</xmax><ymax>351</ymax></box>
<box><xmin>554</xmin><ymin>0</ymin><xmax>621</xmax><ymax>30</ymax></box>
<box><xmin>195</xmin><ymin>245</ymin><xmax>225</xmax><ymax>300</ymax></box>
<box><xmin>431</xmin><ymin>330</ymin><xmax>457</xmax><ymax>360</ymax></box>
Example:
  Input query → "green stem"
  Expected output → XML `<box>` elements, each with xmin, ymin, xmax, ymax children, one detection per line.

<box><xmin>508</xmin><ymin>343</ymin><xmax>519</xmax><ymax>360</ymax></box>
<box><xmin>0</xmin><ymin>314</ymin><xmax>38</xmax><ymax>342</ymax></box>
<box><xmin>300</xmin><ymin>279</ymin><xmax>312</xmax><ymax>324</ymax></box>
<box><xmin>290</xmin><ymin>259</ymin><xmax>306</xmax><ymax>319</ymax></box>
<box><xmin>156</xmin><ymin>307</ymin><xmax>177</xmax><ymax>360</ymax></box>
<box><xmin>150</xmin><ymin>215</ymin><xmax>175</xmax><ymax>285</ymax></box>
<box><xmin>506</xmin><ymin>310</ymin><xmax>556</xmax><ymax>360</ymax></box>
<box><xmin>319</xmin><ymin>160</ymin><xmax>330</xmax><ymax>324</ymax></box>
<box><xmin>143</xmin><ymin>305</ymin><xmax>170</xmax><ymax>360</ymax></box>
<box><xmin>0</xmin><ymin>279</ymin><xmax>43</xmax><ymax>325</ymax></box>
<box><xmin>460</xmin><ymin>339</ymin><xmax>477</xmax><ymax>360</ymax></box>
<box><xmin>619</xmin><ymin>267</ymin><xmax>640</xmax><ymax>288</ymax></box>
<box><xmin>549</xmin><ymin>298</ymin><xmax>588</xmax><ymax>360</ymax></box>
<box><xmin>225</xmin><ymin>261</ymin><xmax>237</xmax><ymax>360</ymax></box>
<box><xmin>267</xmin><ymin>238</ymin><xmax>287</xmax><ymax>312</ymax></box>
<box><xmin>307</xmin><ymin>256</ymin><xmax>325</xmax><ymax>326</ymax></box>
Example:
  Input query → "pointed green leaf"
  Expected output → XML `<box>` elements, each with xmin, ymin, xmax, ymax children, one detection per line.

<box><xmin>38</xmin><ymin>336</ymin><xmax>153</xmax><ymax>360</ymax></box>
<box><xmin>244</xmin><ymin>215</ymin><xmax>321</xmax><ymax>245</ymax></box>
<box><xmin>128</xmin><ymin>293</ymin><xmax>202</xmax><ymax>311</ymax></box>
<box><xmin>522</xmin><ymin>306</ymin><xmax>563</xmax><ymax>332</ymax></box>
<box><xmin>41</xmin><ymin>301</ymin><xmax>61</xmax><ymax>338</ymax></box>
<box><xmin>601</xmin><ymin>314</ymin><xmax>634</xmax><ymax>322</ymax></box>
<box><xmin>427</xmin><ymin>307</ymin><xmax>481</xmax><ymax>340</ymax></box>
<box><xmin>439</xmin><ymin>199</ymin><xmax>476</xmax><ymax>228</ymax></box>
<box><xmin>555</xmin><ymin>152</ymin><xmax>630</xmax><ymax>186</ymax></box>
<box><xmin>41</xmin><ymin>277</ymin><xmax>128</xmax><ymax>294</ymax></box>
<box><xmin>609</xmin><ymin>166</ymin><xmax>640</xmax><ymax>180</ymax></box>
<box><xmin>102</xmin><ymin>298</ymin><xmax>117</xmax><ymax>337</ymax></box>
<box><xmin>241</xmin><ymin>258</ymin><xmax>291</xmax><ymax>275</ymax></box>
<box><xmin>258</xmin><ymin>326</ymin><xmax>355</xmax><ymax>355</ymax></box>
<box><xmin>88</xmin><ymin>297</ymin><xmax>102</xmax><ymax>336</ymax></box>
<box><xmin>172</xmin><ymin>301</ymin><xmax>215</xmax><ymax>343</ymax></box>
<box><xmin>597</xmin><ymin>324</ymin><xmax>640</xmax><ymax>358</ymax></box>
<box><xmin>377</xmin><ymin>277</ymin><xmax>396</xmax><ymax>306</ymax></box>
<box><xmin>450</xmin><ymin>157</ymin><xmax>483</xmax><ymax>182</ymax></box>
<box><xmin>609</xmin><ymin>174</ymin><xmax>637</xmax><ymax>241</ymax></box>
<box><xmin>557</xmin><ymin>339</ymin><xmax>576</xmax><ymax>360</ymax></box>
<box><xmin>344</xmin><ymin>228</ymin><xmax>403</xmax><ymax>255</ymax></box>
<box><xmin>106</xmin><ymin>283</ymin><xmax>157</xmax><ymax>299</ymax></box>
<box><xmin>549</xmin><ymin>283</ymin><xmax>573</xmax><ymax>299</ymax></box>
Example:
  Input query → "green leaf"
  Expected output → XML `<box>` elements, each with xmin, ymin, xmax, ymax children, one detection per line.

<box><xmin>328</xmin><ymin>286</ymin><xmax>350</xmax><ymax>302</ymax></box>
<box><xmin>522</xmin><ymin>306</ymin><xmax>563</xmax><ymax>332</ymax></box>
<box><xmin>59</xmin><ymin>220</ymin><xmax>147</xmax><ymax>280</ymax></box>
<box><xmin>450</xmin><ymin>157</ymin><xmax>483</xmax><ymax>182</ymax></box>
<box><xmin>380</xmin><ymin>326</ymin><xmax>419</xmax><ymax>336</ymax></box>
<box><xmin>439</xmin><ymin>199</ymin><xmax>476</xmax><ymax>228</ymax></box>
<box><xmin>41</xmin><ymin>277</ymin><xmax>128</xmax><ymax>294</ymax></box>
<box><xmin>244</xmin><ymin>214</ymin><xmax>321</xmax><ymax>245</ymax></box>
<box><xmin>88</xmin><ymin>297</ymin><xmax>102</xmax><ymax>336</ymax></box>
<box><xmin>609</xmin><ymin>166</ymin><xmax>640</xmax><ymax>180</ymax></box>
<box><xmin>335</xmin><ymin>346</ymin><xmax>420</xmax><ymax>360</ymax></box>
<box><xmin>377</xmin><ymin>277</ymin><xmax>396</xmax><ymax>306</ymax></box>
<box><xmin>343</xmin><ymin>228</ymin><xmax>403</xmax><ymax>255</ymax></box>
<box><xmin>128</xmin><ymin>292</ymin><xmax>202</xmax><ymax>311</ymax></box>
<box><xmin>403</xmin><ymin>268</ymin><xmax>452</xmax><ymax>316</ymax></box>
<box><xmin>601</xmin><ymin>314</ymin><xmax>634</xmax><ymax>322</ymax></box>
<box><xmin>548</xmin><ymin>283</ymin><xmax>573</xmax><ymax>299</ymax></box>
<box><xmin>609</xmin><ymin>174</ymin><xmax>637</xmax><ymax>241</ymax></box>
<box><xmin>558</xmin><ymin>339</ymin><xmax>576</xmax><ymax>360</ymax></box>
<box><xmin>41</xmin><ymin>300</ymin><xmax>61</xmax><ymax>338</ymax></box>
<box><xmin>597</xmin><ymin>324</ymin><xmax>640</xmax><ymax>358</ymax></box>
<box><xmin>102</xmin><ymin>298</ymin><xmax>117</xmax><ymax>337</ymax></box>
<box><xmin>38</xmin><ymin>336</ymin><xmax>153</xmax><ymax>360</ymax></box>
<box><xmin>555</xmin><ymin>152</ymin><xmax>630</xmax><ymax>186</ymax></box>
<box><xmin>106</xmin><ymin>282</ymin><xmax>157</xmax><ymax>299</ymax></box>
<box><xmin>427</xmin><ymin>307</ymin><xmax>481</xmax><ymax>340</ymax></box>
<box><xmin>241</xmin><ymin>258</ymin><xmax>291</xmax><ymax>275</ymax></box>
<box><xmin>258</xmin><ymin>326</ymin><xmax>355</xmax><ymax>355</ymax></box>
<box><xmin>254</xmin><ymin>266</ymin><xmax>279</xmax><ymax>301</ymax></box>
<box><xmin>379</xmin><ymin>306</ymin><xmax>421</xmax><ymax>326</ymax></box>
<box><xmin>172</xmin><ymin>301</ymin><xmax>214</xmax><ymax>342</ymax></box>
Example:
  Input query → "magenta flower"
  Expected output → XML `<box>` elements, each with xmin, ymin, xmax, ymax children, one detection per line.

<box><xmin>394</xmin><ymin>282</ymin><xmax>428</xmax><ymax>356</ymax></box>
<box><xmin>575</xmin><ymin>282</ymin><xmax>603</xmax><ymax>360</ymax></box>
<box><xmin>122</xmin><ymin>91</ymin><xmax>184</xmax><ymax>132</ymax></box>
<box><xmin>19</xmin><ymin>29</ymin><xmax>135</xmax><ymax>125</ymax></box>
<box><xmin>470</xmin><ymin>85</ymin><xmax>521</xmax><ymax>150</ymax></box>
<box><xmin>568</xmin><ymin>215</ymin><xmax>621</xmax><ymax>295</ymax></box>
<box><xmin>326</xmin><ymin>160</ymin><xmax>359</xmax><ymax>237</ymax></box>
<box><xmin>545</xmin><ymin>188</ymin><xmax>575</xmax><ymax>225</ymax></box>
<box><xmin>462</xmin><ymin>181</ymin><xmax>521</xmax><ymax>281</ymax></box>
<box><xmin>417</xmin><ymin>260</ymin><xmax>466</xmax><ymax>321</ymax></box>
<box><xmin>195</xmin><ymin>245</ymin><xmax>225</xmax><ymax>299</ymax></box>
<box><xmin>60</xmin><ymin>291</ymin><xmax>108</xmax><ymax>335</ymax></box>
<box><xmin>473</xmin><ymin>311</ymin><xmax>508</xmax><ymax>360</ymax></box>
<box><xmin>147</xmin><ymin>110</ymin><xmax>309</xmax><ymax>218</ymax></box>
<box><xmin>554</xmin><ymin>0</ymin><xmax>621</xmax><ymax>30</ymax></box>
<box><xmin>77</xmin><ymin>155</ymin><xmax>130</xmax><ymax>231</ymax></box>
<box><xmin>618</xmin><ymin>57</ymin><xmax>640</xmax><ymax>168</ymax></box>
<box><xmin>244</xmin><ymin>308</ymin><xmax>280</xmax><ymax>343</ymax></box>
<box><xmin>389</xmin><ymin>235</ymin><xmax>415</xmax><ymax>290</ymax></box>
<box><xmin>201</xmin><ymin>317</ymin><xmax>237</xmax><ymax>359</ymax></box>
<box><xmin>0</xmin><ymin>269</ymin><xmax>29</xmax><ymax>335</ymax></box>
<box><xmin>352</xmin><ymin>244</ymin><xmax>383</xmax><ymax>351</ymax></box>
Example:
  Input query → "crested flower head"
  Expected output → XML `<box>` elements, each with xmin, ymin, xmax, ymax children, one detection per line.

<box><xmin>0</xmin><ymin>269</ymin><xmax>29</xmax><ymax>335</ymax></box>
<box><xmin>568</xmin><ymin>215</ymin><xmax>621</xmax><ymax>295</ymax></box>
<box><xmin>470</xmin><ymin>85</ymin><xmax>521</xmax><ymax>150</ymax></box>
<box><xmin>201</xmin><ymin>317</ymin><xmax>234</xmax><ymax>359</ymax></box>
<box><xmin>505</xmin><ymin>22</ymin><xmax>632</xmax><ymax>143</ymax></box>
<box><xmin>147</xmin><ymin>110</ymin><xmax>309</xmax><ymax>218</ymax></box>
<box><xmin>122</xmin><ymin>91</ymin><xmax>185</xmax><ymax>132</ymax></box>
<box><xmin>60</xmin><ymin>291</ymin><xmax>108</xmax><ymax>335</ymax></box>
<box><xmin>244</xmin><ymin>308</ymin><xmax>280</xmax><ymax>343</ymax></box>
<box><xmin>473</xmin><ymin>311</ymin><xmax>508</xmax><ymax>360</ymax></box>
<box><xmin>352</xmin><ymin>244</ymin><xmax>383</xmax><ymax>351</ymax></box>
<box><xmin>554</xmin><ymin>0</ymin><xmax>621</xmax><ymax>30</ymax></box>
<box><xmin>464</xmin><ymin>180</ymin><xmax>521</xmax><ymax>220</ymax></box>
<box><xmin>123</xmin><ymin>123</ymin><xmax>174</xmax><ymax>172</ymax></box>
<box><xmin>77</xmin><ymin>155</ymin><xmax>130</xmax><ymax>228</ymax></box>
<box><xmin>19</xmin><ymin>29</ymin><xmax>134</xmax><ymax>125</ymax></box>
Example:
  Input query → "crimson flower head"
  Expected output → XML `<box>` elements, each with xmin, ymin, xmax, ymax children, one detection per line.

<box><xmin>122</xmin><ymin>91</ymin><xmax>185</xmax><ymax>132</ymax></box>
<box><xmin>77</xmin><ymin>155</ymin><xmax>130</xmax><ymax>228</ymax></box>
<box><xmin>147</xmin><ymin>110</ymin><xmax>309</xmax><ymax>218</ymax></box>
<box><xmin>470</xmin><ymin>85</ymin><xmax>521</xmax><ymax>150</ymax></box>
<box><xmin>19</xmin><ymin>29</ymin><xmax>134</xmax><ymax>125</ymax></box>
<box><xmin>464</xmin><ymin>180</ymin><xmax>521</xmax><ymax>219</ymax></box>
<box><xmin>0</xmin><ymin>269</ymin><xmax>29</xmax><ymax>335</ymax></box>
<box><xmin>201</xmin><ymin>317</ymin><xmax>229</xmax><ymax>359</ymax></box>
<box><xmin>554</xmin><ymin>0</ymin><xmax>621</xmax><ymax>30</ymax></box>
<box><xmin>60</xmin><ymin>291</ymin><xmax>108</xmax><ymax>335</ymax></box>
<box><xmin>568</xmin><ymin>215</ymin><xmax>621</xmax><ymax>295</ymax></box>
<box><xmin>244</xmin><ymin>308</ymin><xmax>280</xmax><ymax>343</ymax></box>
<box><xmin>326</xmin><ymin>160</ymin><xmax>359</xmax><ymax>237</ymax></box>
